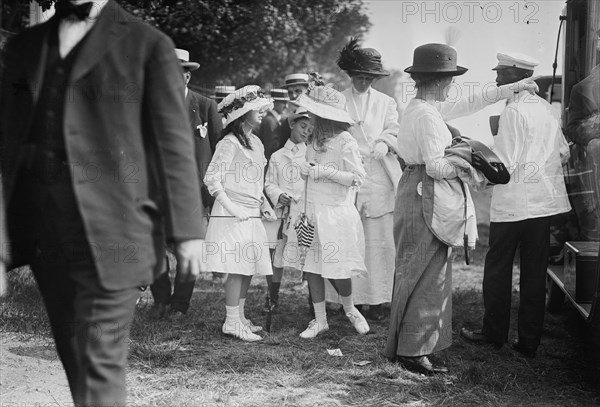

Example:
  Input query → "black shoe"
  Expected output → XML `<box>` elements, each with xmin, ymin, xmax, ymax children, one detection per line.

<box><xmin>511</xmin><ymin>340</ymin><xmax>536</xmax><ymax>358</ymax></box>
<box><xmin>366</xmin><ymin>305</ymin><xmax>386</xmax><ymax>321</ymax></box>
<box><xmin>149</xmin><ymin>303</ymin><xmax>168</xmax><ymax>319</ymax></box>
<box><xmin>460</xmin><ymin>328</ymin><xmax>503</xmax><ymax>349</ymax></box>
<box><xmin>396</xmin><ymin>355</ymin><xmax>448</xmax><ymax>375</ymax></box>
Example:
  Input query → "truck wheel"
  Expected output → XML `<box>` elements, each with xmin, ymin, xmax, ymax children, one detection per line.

<box><xmin>546</xmin><ymin>276</ymin><xmax>565</xmax><ymax>313</ymax></box>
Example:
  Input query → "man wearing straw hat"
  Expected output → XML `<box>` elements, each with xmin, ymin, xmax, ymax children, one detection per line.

<box><xmin>259</xmin><ymin>88</ymin><xmax>290</xmax><ymax>160</ymax></box>
<box><xmin>282</xmin><ymin>72</ymin><xmax>310</xmax><ymax>102</ymax></box>
<box><xmin>149</xmin><ymin>48</ymin><xmax>219</xmax><ymax>319</ymax></box>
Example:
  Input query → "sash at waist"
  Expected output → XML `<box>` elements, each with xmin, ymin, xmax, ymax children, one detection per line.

<box><xmin>225</xmin><ymin>189</ymin><xmax>262</xmax><ymax>208</ymax></box>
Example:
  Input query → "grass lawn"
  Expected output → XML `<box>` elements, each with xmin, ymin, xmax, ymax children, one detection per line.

<box><xmin>0</xmin><ymin>191</ymin><xmax>596</xmax><ymax>406</ymax></box>
<box><xmin>2</xmin><ymin>254</ymin><xmax>599</xmax><ymax>406</ymax></box>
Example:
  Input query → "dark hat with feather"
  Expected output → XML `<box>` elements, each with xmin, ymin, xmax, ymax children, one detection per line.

<box><xmin>337</xmin><ymin>38</ymin><xmax>389</xmax><ymax>77</ymax></box>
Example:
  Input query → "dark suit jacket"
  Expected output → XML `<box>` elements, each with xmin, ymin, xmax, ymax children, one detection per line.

<box><xmin>187</xmin><ymin>90</ymin><xmax>223</xmax><ymax>154</ymax></box>
<box><xmin>258</xmin><ymin>110</ymin><xmax>284</xmax><ymax>161</ymax></box>
<box><xmin>0</xmin><ymin>0</ymin><xmax>205</xmax><ymax>290</ymax></box>
<box><xmin>186</xmin><ymin>89</ymin><xmax>220</xmax><ymax>207</ymax></box>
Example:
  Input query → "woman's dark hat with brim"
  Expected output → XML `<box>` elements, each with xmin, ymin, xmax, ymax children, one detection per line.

<box><xmin>404</xmin><ymin>43</ymin><xmax>467</xmax><ymax>76</ymax></box>
<box><xmin>337</xmin><ymin>38</ymin><xmax>390</xmax><ymax>77</ymax></box>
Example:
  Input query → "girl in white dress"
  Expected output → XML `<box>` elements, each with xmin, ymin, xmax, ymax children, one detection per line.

<box><xmin>284</xmin><ymin>85</ymin><xmax>369</xmax><ymax>338</ymax></box>
<box><xmin>204</xmin><ymin>85</ymin><xmax>276</xmax><ymax>342</ymax></box>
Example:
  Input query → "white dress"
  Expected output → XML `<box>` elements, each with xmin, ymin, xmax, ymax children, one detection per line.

<box><xmin>203</xmin><ymin>133</ymin><xmax>272</xmax><ymax>276</ymax></box>
<box><xmin>283</xmin><ymin>131</ymin><xmax>367</xmax><ymax>279</ymax></box>
<box><xmin>326</xmin><ymin>87</ymin><xmax>401</xmax><ymax>304</ymax></box>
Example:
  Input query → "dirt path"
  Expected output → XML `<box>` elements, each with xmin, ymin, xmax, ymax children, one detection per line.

<box><xmin>1</xmin><ymin>333</ymin><xmax>71</xmax><ymax>405</ymax></box>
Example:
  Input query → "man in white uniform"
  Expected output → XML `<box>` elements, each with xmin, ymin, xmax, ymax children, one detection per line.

<box><xmin>461</xmin><ymin>53</ymin><xmax>571</xmax><ymax>357</ymax></box>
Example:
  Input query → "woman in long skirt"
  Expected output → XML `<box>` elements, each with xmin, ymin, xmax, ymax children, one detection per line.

<box><xmin>385</xmin><ymin>44</ymin><xmax>538</xmax><ymax>374</ymax></box>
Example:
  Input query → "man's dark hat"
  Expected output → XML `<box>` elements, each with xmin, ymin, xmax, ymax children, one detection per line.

<box><xmin>404</xmin><ymin>43</ymin><xmax>467</xmax><ymax>76</ymax></box>
<box><xmin>337</xmin><ymin>38</ymin><xmax>389</xmax><ymax>77</ymax></box>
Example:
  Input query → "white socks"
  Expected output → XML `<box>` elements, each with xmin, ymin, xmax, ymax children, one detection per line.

<box><xmin>239</xmin><ymin>298</ymin><xmax>249</xmax><ymax>325</ymax></box>
<box><xmin>225</xmin><ymin>305</ymin><xmax>240</xmax><ymax>324</ymax></box>
<box><xmin>341</xmin><ymin>295</ymin><xmax>356</xmax><ymax>314</ymax></box>
<box><xmin>313</xmin><ymin>301</ymin><xmax>327</xmax><ymax>324</ymax></box>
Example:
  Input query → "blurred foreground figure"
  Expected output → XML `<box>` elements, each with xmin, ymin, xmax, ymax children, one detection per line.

<box><xmin>0</xmin><ymin>0</ymin><xmax>206</xmax><ymax>404</ymax></box>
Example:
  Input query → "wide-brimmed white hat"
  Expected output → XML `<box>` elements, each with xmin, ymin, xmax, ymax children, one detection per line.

<box><xmin>294</xmin><ymin>85</ymin><xmax>354</xmax><ymax>124</ymax></box>
<box><xmin>175</xmin><ymin>48</ymin><xmax>200</xmax><ymax>71</ymax></box>
<box><xmin>218</xmin><ymin>85</ymin><xmax>274</xmax><ymax>127</ymax></box>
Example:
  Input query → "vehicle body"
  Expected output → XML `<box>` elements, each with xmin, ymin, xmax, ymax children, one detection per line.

<box><xmin>545</xmin><ymin>0</ymin><xmax>600</xmax><ymax>333</ymax></box>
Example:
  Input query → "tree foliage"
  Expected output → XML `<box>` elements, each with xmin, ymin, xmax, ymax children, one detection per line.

<box><xmin>7</xmin><ymin>0</ymin><xmax>371</xmax><ymax>90</ymax></box>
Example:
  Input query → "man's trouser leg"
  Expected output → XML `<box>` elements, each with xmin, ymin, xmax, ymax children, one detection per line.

<box><xmin>517</xmin><ymin>216</ymin><xmax>551</xmax><ymax>349</ymax></box>
<box><xmin>27</xmin><ymin>177</ymin><xmax>138</xmax><ymax>406</ymax></box>
<box><xmin>482</xmin><ymin>221</ymin><xmax>522</xmax><ymax>344</ymax></box>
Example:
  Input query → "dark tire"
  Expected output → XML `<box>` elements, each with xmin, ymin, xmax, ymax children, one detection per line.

<box><xmin>546</xmin><ymin>276</ymin><xmax>566</xmax><ymax>313</ymax></box>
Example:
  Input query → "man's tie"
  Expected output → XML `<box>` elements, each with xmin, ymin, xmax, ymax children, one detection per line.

<box><xmin>291</xmin><ymin>144</ymin><xmax>299</xmax><ymax>154</ymax></box>
<box><xmin>54</xmin><ymin>1</ymin><xmax>93</xmax><ymax>20</ymax></box>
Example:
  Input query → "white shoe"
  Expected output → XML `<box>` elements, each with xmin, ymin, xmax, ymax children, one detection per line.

<box><xmin>222</xmin><ymin>321</ymin><xmax>262</xmax><ymax>342</ymax></box>
<box><xmin>299</xmin><ymin>319</ymin><xmax>329</xmax><ymax>339</ymax></box>
<box><xmin>347</xmin><ymin>310</ymin><xmax>370</xmax><ymax>335</ymax></box>
<box><xmin>243</xmin><ymin>319</ymin><xmax>263</xmax><ymax>333</ymax></box>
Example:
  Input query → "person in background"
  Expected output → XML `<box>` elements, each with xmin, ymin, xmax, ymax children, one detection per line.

<box><xmin>385</xmin><ymin>44</ymin><xmax>538</xmax><ymax>375</ymax></box>
<box><xmin>149</xmin><ymin>48</ymin><xmax>219</xmax><ymax>320</ymax></box>
<box><xmin>284</xmin><ymin>85</ymin><xmax>369</xmax><ymax>339</ymax></box>
<box><xmin>203</xmin><ymin>85</ymin><xmax>277</xmax><ymax>342</ymax></box>
<box><xmin>0</xmin><ymin>0</ymin><xmax>206</xmax><ymax>403</ymax></box>
<box><xmin>263</xmin><ymin>106</ymin><xmax>312</xmax><ymax>313</ymax></box>
<box><xmin>325</xmin><ymin>38</ymin><xmax>401</xmax><ymax>321</ymax></box>
<box><xmin>460</xmin><ymin>52</ymin><xmax>571</xmax><ymax>358</ymax></box>
<box><xmin>282</xmin><ymin>72</ymin><xmax>310</xmax><ymax>102</ymax></box>
<box><xmin>259</xmin><ymin>88</ymin><xmax>290</xmax><ymax>161</ymax></box>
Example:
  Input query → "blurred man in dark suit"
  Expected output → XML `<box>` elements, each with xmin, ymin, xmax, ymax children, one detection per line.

<box><xmin>0</xmin><ymin>1</ymin><xmax>206</xmax><ymax>404</ymax></box>
<box><xmin>258</xmin><ymin>88</ymin><xmax>289</xmax><ymax>160</ymax></box>
<box><xmin>150</xmin><ymin>48</ymin><xmax>221</xmax><ymax>318</ymax></box>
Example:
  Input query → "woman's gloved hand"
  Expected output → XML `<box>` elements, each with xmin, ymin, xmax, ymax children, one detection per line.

<box><xmin>216</xmin><ymin>192</ymin><xmax>250</xmax><ymax>221</ymax></box>
<box><xmin>471</xmin><ymin>151</ymin><xmax>510</xmax><ymax>184</ymax></box>
<box><xmin>372</xmin><ymin>141</ymin><xmax>388</xmax><ymax>160</ymax></box>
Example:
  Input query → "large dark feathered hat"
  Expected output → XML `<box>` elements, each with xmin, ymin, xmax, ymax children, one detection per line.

<box><xmin>337</xmin><ymin>38</ymin><xmax>389</xmax><ymax>77</ymax></box>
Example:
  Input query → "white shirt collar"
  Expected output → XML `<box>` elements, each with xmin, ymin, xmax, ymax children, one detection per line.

<box><xmin>284</xmin><ymin>139</ymin><xmax>305</xmax><ymax>153</ymax></box>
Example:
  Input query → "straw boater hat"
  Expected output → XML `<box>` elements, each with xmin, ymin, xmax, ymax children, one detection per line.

<box><xmin>282</xmin><ymin>73</ymin><xmax>310</xmax><ymax>88</ymax></box>
<box><xmin>404</xmin><ymin>43</ymin><xmax>467</xmax><ymax>76</ymax></box>
<box><xmin>218</xmin><ymin>85</ymin><xmax>273</xmax><ymax>127</ymax></box>
<box><xmin>215</xmin><ymin>85</ymin><xmax>235</xmax><ymax>103</ymax></box>
<box><xmin>295</xmin><ymin>85</ymin><xmax>354</xmax><ymax>124</ymax></box>
<box><xmin>337</xmin><ymin>38</ymin><xmax>389</xmax><ymax>77</ymax></box>
<box><xmin>175</xmin><ymin>48</ymin><xmax>200</xmax><ymax>71</ymax></box>
<box><xmin>287</xmin><ymin>106</ymin><xmax>310</xmax><ymax>125</ymax></box>
<box><xmin>269</xmin><ymin>88</ymin><xmax>290</xmax><ymax>101</ymax></box>
<box><xmin>492</xmin><ymin>52</ymin><xmax>539</xmax><ymax>71</ymax></box>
